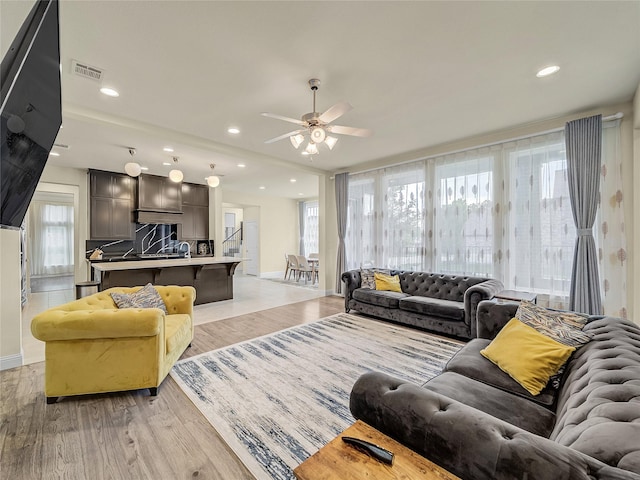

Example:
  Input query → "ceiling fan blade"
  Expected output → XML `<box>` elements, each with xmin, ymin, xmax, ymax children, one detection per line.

<box><xmin>264</xmin><ymin>129</ymin><xmax>305</xmax><ymax>144</ymax></box>
<box><xmin>329</xmin><ymin>125</ymin><xmax>373</xmax><ymax>137</ymax></box>
<box><xmin>318</xmin><ymin>102</ymin><xmax>352</xmax><ymax>124</ymax></box>
<box><xmin>261</xmin><ymin>112</ymin><xmax>306</xmax><ymax>126</ymax></box>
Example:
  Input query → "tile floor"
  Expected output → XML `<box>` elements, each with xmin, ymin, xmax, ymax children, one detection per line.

<box><xmin>21</xmin><ymin>273</ymin><xmax>327</xmax><ymax>365</ymax></box>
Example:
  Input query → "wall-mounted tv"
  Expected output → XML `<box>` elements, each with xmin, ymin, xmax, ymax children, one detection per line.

<box><xmin>1</xmin><ymin>0</ymin><xmax>61</xmax><ymax>230</ymax></box>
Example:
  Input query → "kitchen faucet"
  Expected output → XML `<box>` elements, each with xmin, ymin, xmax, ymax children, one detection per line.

<box><xmin>178</xmin><ymin>241</ymin><xmax>191</xmax><ymax>258</ymax></box>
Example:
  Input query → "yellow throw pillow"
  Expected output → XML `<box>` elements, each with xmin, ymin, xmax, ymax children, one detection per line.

<box><xmin>480</xmin><ymin>318</ymin><xmax>575</xmax><ymax>396</ymax></box>
<box><xmin>374</xmin><ymin>272</ymin><xmax>402</xmax><ymax>293</ymax></box>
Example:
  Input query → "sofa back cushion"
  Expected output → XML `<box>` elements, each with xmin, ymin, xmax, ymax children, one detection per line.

<box><xmin>550</xmin><ymin>317</ymin><xmax>640</xmax><ymax>474</ymax></box>
<box><xmin>392</xmin><ymin>271</ymin><xmax>487</xmax><ymax>301</ymax></box>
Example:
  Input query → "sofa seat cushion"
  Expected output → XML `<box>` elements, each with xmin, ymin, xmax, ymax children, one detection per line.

<box><xmin>424</xmin><ymin>372</ymin><xmax>556</xmax><ymax>437</ymax></box>
<box><xmin>446</xmin><ymin>338</ymin><xmax>558</xmax><ymax>408</ymax></box>
<box><xmin>352</xmin><ymin>288</ymin><xmax>408</xmax><ymax>309</ymax></box>
<box><xmin>165</xmin><ymin>314</ymin><xmax>192</xmax><ymax>355</ymax></box>
<box><xmin>399</xmin><ymin>296</ymin><xmax>465</xmax><ymax>321</ymax></box>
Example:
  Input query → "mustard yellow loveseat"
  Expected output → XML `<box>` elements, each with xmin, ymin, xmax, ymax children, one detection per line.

<box><xmin>31</xmin><ymin>285</ymin><xmax>195</xmax><ymax>404</ymax></box>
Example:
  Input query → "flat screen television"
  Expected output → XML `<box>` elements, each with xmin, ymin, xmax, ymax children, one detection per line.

<box><xmin>1</xmin><ymin>0</ymin><xmax>61</xmax><ymax>230</ymax></box>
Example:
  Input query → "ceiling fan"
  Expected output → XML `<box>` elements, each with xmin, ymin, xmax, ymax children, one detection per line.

<box><xmin>262</xmin><ymin>78</ymin><xmax>372</xmax><ymax>155</ymax></box>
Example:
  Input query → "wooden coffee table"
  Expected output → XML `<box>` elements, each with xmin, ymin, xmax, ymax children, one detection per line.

<box><xmin>293</xmin><ymin>420</ymin><xmax>460</xmax><ymax>480</ymax></box>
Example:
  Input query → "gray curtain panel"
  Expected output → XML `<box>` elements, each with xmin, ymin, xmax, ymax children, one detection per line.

<box><xmin>335</xmin><ymin>173</ymin><xmax>348</xmax><ymax>293</ymax></box>
<box><xmin>565</xmin><ymin>114</ymin><xmax>602</xmax><ymax>315</ymax></box>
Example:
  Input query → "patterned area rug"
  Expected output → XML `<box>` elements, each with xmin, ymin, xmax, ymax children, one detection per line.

<box><xmin>170</xmin><ymin>313</ymin><xmax>463</xmax><ymax>480</ymax></box>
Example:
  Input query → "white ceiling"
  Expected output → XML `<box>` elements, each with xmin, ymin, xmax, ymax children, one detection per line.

<box><xmin>2</xmin><ymin>1</ymin><xmax>639</xmax><ymax>200</ymax></box>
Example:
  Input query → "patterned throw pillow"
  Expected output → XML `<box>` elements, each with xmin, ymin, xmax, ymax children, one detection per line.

<box><xmin>360</xmin><ymin>268</ymin><xmax>390</xmax><ymax>289</ymax></box>
<box><xmin>515</xmin><ymin>301</ymin><xmax>591</xmax><ymax>348</ymax></box>
<box><xmin>111</xmin><ymin>283</ymin><xmax>168</xmax><ymax>314</ymax></box>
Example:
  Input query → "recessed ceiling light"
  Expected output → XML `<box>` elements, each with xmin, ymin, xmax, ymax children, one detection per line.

<box><xmin>162</xmin><ymin>162</ymin><xmax>171</xmax><ymax>166</ymax></box>
<box><xmin>290</xmin><ymin>178</ymin><xmax>297</xmax><ymax>183</ymax></box>
<box><xmin>259</xmin><ymin>186</ymin><xmax>266</xmax><ymax>190</ymax></box>
<box><xmin>49</xmin><ymin>151</ymin><xmax>60</xmax><ymax>156</ymax></box>
<box><xmin>100</xmin><ymin>87</ymin><xmax>119</xmax><ymax>97</ymax></box>
<box><xmin>163</xmin><ymin>147</ymin><xmax>174</xmax><ymax>152</ymax></box>
<box><xmin>298</xmin><ymin>193</ymin><xmax>304</xmax><ymax>196</ymax></box>
<box><xmin>227</xmin><ymin>127</ymin><xmax>240</xmax><ymax>134</ymax></box>
<box><xmin>536</xmin><ymin>65</ymin><xmax>560</xmax><ymax>78</ymax></box>
<box><xmin>140</xmin><ymin>166</ymin><xmax>149</xmax><ymax>171</ymax></box>
<box><xmin>237</xmin><ymin>163</ymin><xmax>246</xmax><ymax>168</ymax></box>
<box><xmin>301</xmin><ymin>151</ymin><xmax>309</xmax><ymax>156</ymax></box>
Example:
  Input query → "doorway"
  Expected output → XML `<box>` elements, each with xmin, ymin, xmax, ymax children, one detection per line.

<box><xmin>27</xmin><ymin>191</ymin><xmax>75</xmax><ymax>293</ymax></box>
<box><xmin>244</xmin><ymin>220</ymin><xmax>259</xmax><ymax>276</ymax></box>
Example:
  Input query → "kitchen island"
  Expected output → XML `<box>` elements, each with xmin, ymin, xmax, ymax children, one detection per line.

<box><xmin>92</xmin><ymin>256</ymin><xmax>242</xmax><ymax>305</ymax></box>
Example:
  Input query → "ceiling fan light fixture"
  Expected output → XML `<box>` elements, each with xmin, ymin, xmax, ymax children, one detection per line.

<box><xmin>310</xmin><ymin>126</ymin><xmax>326</xmax><ymax>143</ymax></box>
<box><xmin>305</xmin><ymin>142</ymin><xmax>319</xmax><ymax>155</ymax></box>
<box><xmin>325</xmin><ymin>136</ymin><xmax>338</xmax><ymax>150</ymax></box>
<box><xmin>290</xmin><ymin>134</ymin><xmax>304</xmax><ymax>149</ymax></box>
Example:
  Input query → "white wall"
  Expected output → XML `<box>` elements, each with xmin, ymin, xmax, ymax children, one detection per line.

<box><xmin>222</xmin><ymin>190</ymin><xmax>299</xmax><ymax>275</ymax></box>
<box><xmin>0</xmin><ymin>229</ymin><xmax>22</xmax><ymax>370</ymax></box>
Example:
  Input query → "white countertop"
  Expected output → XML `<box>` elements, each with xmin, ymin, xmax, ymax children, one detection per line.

<box><xmin>92</xmin><ymin>256</ymin><xmax>242</xmax><ymax>272</ymax></box>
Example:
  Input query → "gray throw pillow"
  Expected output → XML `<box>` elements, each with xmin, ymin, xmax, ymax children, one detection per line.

<box><xmin>111</xmin><ymin>283</ymin><xmax>168</xmax><ymax>314</ymax></box>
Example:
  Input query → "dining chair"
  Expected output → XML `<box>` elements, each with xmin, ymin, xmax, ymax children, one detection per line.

<box><xmin>287</xmin><ymin>254</ymin><xmax>300</xmax><ymax>281</ymax></box>
<box><xmin>284</xmin><ymin>253</ymin><xmax>294</xmax><ymax>280</ymax></box>
<box><xmin>296</xmin><ymin>255</ymin><xmax>317</xmax><ymax>284</ymax></box>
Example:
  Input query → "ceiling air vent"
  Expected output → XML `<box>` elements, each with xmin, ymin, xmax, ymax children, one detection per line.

<box><xmin>71</xmin><ymin>60</ymin><xmax>103</xmax><ymax>81</ymax></box>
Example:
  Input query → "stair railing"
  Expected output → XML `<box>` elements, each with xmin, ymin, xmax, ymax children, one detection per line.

<box><xmin>222</xmin><ymin>227</ymin><xmax>242</xmax><ymax>257</ymax></box>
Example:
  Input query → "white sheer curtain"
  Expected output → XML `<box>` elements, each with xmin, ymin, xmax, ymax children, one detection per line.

<box><xmin>595</xmin><ymin>120</ymin><xmax>627</xmax><ymax>318</ymax></box>
<box><xmin>303</xmin><ymin>201</ymin><xmax>319</xmax><ymax>255</ymax></box>
<box><xmin>346</xmin><ymin>161</ymin><xmax>426</xmax><ymax>270</ymax></box>
<box><xmin>345</xmin><ymin>121</ymin><xmax>626</xmax><ymax>315</ymax></box>
<box><xmin>29</xmin><ymin>201</ymin><xmax>74</xmax><ymax>277</ymax></box>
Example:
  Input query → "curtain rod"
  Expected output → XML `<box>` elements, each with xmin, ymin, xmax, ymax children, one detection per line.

<box><xmin>349</xmin><ymin>112</ymin><xmax>624</xmax><ymax>175</ymax></box>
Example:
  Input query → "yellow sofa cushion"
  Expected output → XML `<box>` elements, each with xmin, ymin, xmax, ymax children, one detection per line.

<box><xmin>480</xmin><ymin>318</ymin><xmax>575</xmax><ymax>395</ymax></box>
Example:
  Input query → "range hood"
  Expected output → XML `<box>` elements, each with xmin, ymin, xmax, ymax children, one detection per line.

<box><xmin>136</xmin><ymin>210</ymin><xmax>183</xmax><ymax>224</ymax></box>
<box><xmin>136</xmin><ymin>174</ymin><xmax>183</xmax><ymax>224</ymax></box>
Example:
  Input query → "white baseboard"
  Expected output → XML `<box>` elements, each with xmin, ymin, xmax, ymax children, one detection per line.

<box><xmin>260</xmin><ymin>271</ymin><xmax>285</xmax><ymax>279</ymax></box>
<box><xmin>0</xmin><ymin>352</ymin><xmax>23</xmax><ymax>371</ymax></box>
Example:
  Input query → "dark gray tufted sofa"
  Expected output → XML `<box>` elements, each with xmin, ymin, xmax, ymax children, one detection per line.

<box><xmin>341</xmin><ymin>269</ymin><xmax>504</xmax><ymax>339</ymax></box>
<box><xmin>350</xmin><ymin>300</ymin><xmax>640</xmax><ymax>480</ymax></box>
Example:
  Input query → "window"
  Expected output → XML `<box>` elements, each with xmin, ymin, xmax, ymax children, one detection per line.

<box><xmin>302</xmin><ymin>201</ymin><xmax>319</xmax><ymax>256</ymax></box>
<box><xmin>345</xmin><ymin>130</ymin><xmax>604</xmax><ymax>309</ymax></box>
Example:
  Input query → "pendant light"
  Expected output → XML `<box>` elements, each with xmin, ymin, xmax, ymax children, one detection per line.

<box><xmin>124</xmin><ymin>147</ymin><xmax>141</xmax><ymax>177</ymax></box>
<box><xmin>169</xmin><ymin>156</ymin><xmax>183</xmax><ymax>183</ymax></box>
<box><xmin>206</xmin><ymin>163</ymin><xmax>220</xmax><ymax>188</ymax></box>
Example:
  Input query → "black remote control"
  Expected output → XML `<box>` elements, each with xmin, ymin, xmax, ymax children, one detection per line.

<box><xmin>342</xmin><ymin>436</ymin><xmax>395</xmax><ymax>465</ymax></box>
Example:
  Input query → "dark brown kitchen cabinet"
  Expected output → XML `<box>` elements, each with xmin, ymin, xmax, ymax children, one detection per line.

<box><xmin>137</xmin><ymin>174</ymin><xmax>182</xmax><ymax>213</ymax></box>
<box><xmin>89</xmin><ymin>170</ymin><xmax>135</xmax><ymax>240</ymax></box>
<box><xmin>180</xmin><ymin>183</ymin><xmax>209</xmax><ymax>240</ymax></box>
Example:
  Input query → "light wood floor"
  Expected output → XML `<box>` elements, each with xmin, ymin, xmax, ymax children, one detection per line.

<box><xmin>1</xmin><ymin>295</ymin><xmax>344</xmax><ymax>480</ymax></box>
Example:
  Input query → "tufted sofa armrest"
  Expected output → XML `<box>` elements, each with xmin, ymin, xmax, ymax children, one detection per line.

<box><xmin>350</xmin><ymin>372</ymin><xmax>640</xmax><ymax>480</ymax></box>
<box><xmin>31</xmin><ymin>308</ymin><xmax>163</xmax><ymax>342</ymax></box>
<box><xmin>476</xmin><ymin>299</ymin><xmax>519</xmax><ymax>339</ymax></box>
<box><xmin>341</xmin><ymin>270</ymin><xmax>362</xmax><ymax>311</ymax></box>
<box><xmin>464</xmin><ymin>279</ymin><xmax>504</xmax><ymax>337</ymax></box>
